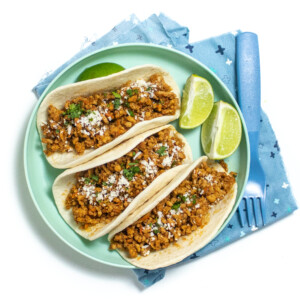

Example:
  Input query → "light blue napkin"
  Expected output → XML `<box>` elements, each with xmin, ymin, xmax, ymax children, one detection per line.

<box><xmin>33</xmin><ymin>13</ymin><xmax>298</xmax><ymax>288</ymax></box>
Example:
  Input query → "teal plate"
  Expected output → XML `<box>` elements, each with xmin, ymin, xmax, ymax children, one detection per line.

<box><xmin>24</xmin><ymin>43</ymin><xmax>250</xmax><ymax>269</ymax></box>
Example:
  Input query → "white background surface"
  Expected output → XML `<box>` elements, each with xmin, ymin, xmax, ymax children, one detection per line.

<box><xmin>1</xmin><ymin>0</ymin><xmax>299</xmax><ymax>299</ymax></box>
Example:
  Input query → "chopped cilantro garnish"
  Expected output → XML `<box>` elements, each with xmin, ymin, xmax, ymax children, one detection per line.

<box><xmin>64</xmin><ymin>103</ymin><xmax>83</xmax><ymax>119</ymax></box>
<box><xmin>112</xmin><ymin>91</ymin><xmax>121</xmax><ymax>98</ymax></box>
<box><xmin>89</xmin><ymin>118</ymin><xmax>93</xmax><ymax>121</ymax></box>
<box><xmin>114</xmin><ymin>98</ymin><xmax>121</xmax><ymax>110</ymax></box>
<box><xmin>153</xmin><ymin>229</ymin><xmax>160</xmax><ymax>234</ymax></box>
<box><xmin>193</xmin><ymin>199</ymin><xmax>197</xmax><ymax>205</ymax></box>
<box><xmin>126</xmin><ymin>89</ymin><xmax>133</xmax><ymax>96</ymax></box>
<box><xmin>124</xmin><ymin>102</ymin><xmax>130</xmax><ymax>108</ymax></box>
<box><xmin>172</xmin><ymin>202</ymin><xmax>181</xmax><ymax>210</ymax></box>
<box><xmin>133</xmin><ymin>89</ymin><xmax>139</xmax><ymax>94</ymax></box>
<box><xmin>128</xmin><ymin>162</ymin><xmax>139</xmax><ymax>166</ymax></box>
<box><xmin>156</xmin><ymin>146</ymin><xmax>167</xmax><ymax>156</ymax></box>
<box><xmin>55</xmin><ymin>129</ymin><xmax>60</xmax><ymax>133</ymax></box>
<box><xmin>132</xmin><ymin>151</ymin><xmax>136</xmax><ymax>156</ymax></box>
<box><xmin>171</xmin><ymin>161</ymin><xmax>177</xmax><ymax>167</ymax></box>
<box><xmin>85</xmin><ymin>109</ymin><xmax>92</xmax><ymax>115</ymax></box>
<box><xmin>102</xmin><ymin>182</ymin><xmax>107</xmax><ymax>186</ymax></box>
<box><xmin>84</xmin><ymin>178</ymin><xmax>91</xmax><ymax>184</ymax></box>
<box><xmin>123</xmin><ymin>166</ymin><xmax>140</xmax><ymax>181</ymax></box>
<box><xmin>91</xmin><ymin>175</ymin><xmax>99</xmax><ymax>182</ymax></box>
<box><xmin>146</xmin><ymin>86</ymin><xmax>152</xmax><ymax>91</ymax></box>
<box><xmin>128</xmin><ymin>109</ymin><xmax>135</xmax><ymax>117</ymax></box>
<box><xmin>178</xmin><ymin>195</ymin><xmax>187</xmax><ymax>202</ymax></box>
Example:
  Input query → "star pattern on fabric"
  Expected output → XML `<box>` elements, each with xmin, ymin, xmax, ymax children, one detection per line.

<box><xmin>222</xmin><ymin>75</ymin><xmax>231</xmax><ymax>84</ymax></box>
<box><xmin>240</xmin><ymin>231</ymin><xmax>246</xmax><ymax>237</ymax></box>
<box><xmin>210</xmin><ymin>67</ymin><xmax>217</xmax><ymax>73</ymax></box>
<box><xmin>231</xmin><ymin>30</ymin><xmax>239</xmax><ymax>36</ymax></box>
<box><xmin>185</xmin><ymin>44</ymin><xmax>194</xmax><ymax>53</ymax></box>
<box><xmin>112</xmin><ymin>26</ymin><xmax>117</xmax><ymax>32</ymax></box>
<box><xmin>271</xmin><ymin>211</ymin><xmax>277</xmax><ymax>218</ymax></box>
<box><xmin>112</xmin><ymin>41</ymin><xmax>119</xmax><ymax>46</ymax></box>
<box><xmin>226</xmin><ymin>58</ymin><xmax>232</xmax><ymax>65</ymax></box>
<box><xmin>274</xmin><ymin>198</ymin><xmax>280</xmax><ymax>204</ymax></box>
<box><xmin>270</xmin><ymin>151</ymin><xmax>275</xmax><ymax>158</ymax></box>
<box><xmin>227</xmin><ymin>224</ymin><xmax>233</xmax><ymax>229</ymax></box>
<box><xmin>225</xmin><ymin>236</ymin><xmax>230</xmax><ymax>242</ymax></box>
<box><xmin>136</xmin><ymin>34</ymin><xmax>143</xmax><ymax>40</ymax></box>
<box><xmin>274</xmin><ymin>140</ymin><xmax>280</xmax><ymax>151</ymax></box>
<box><xmin>216</xmin><ymin>45</ymin><xmax>225</xmax><ymax>55</ymax></box>
<box><xmin>282</xmin><ymin>182</ymin><xmax>289</xmax><ymax>189</ymax></box>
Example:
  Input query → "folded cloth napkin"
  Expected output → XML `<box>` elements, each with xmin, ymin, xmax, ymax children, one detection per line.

<box><xmin>33</xmin><ymin>13</ymin><xmax>298</xmax><ymax>288</ymax></box>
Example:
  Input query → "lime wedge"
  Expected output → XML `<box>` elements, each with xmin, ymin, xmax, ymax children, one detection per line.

<box><xmin>76</xmin><ymin>62</ymin><xmax>125</xmax><ymax>82</ymax></box>
<box><xmin>201</xmin><ymin>100</ymin><xmax>242</xmax><ymax>160</ymax></box>
<box><xmin>179</xmin><ymin>74</ymin><xmax>214</xmax><ymax>129</ymax></box>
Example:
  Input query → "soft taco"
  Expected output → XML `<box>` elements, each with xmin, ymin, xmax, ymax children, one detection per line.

<box><xmin>108</xmin><ymin>156</ymin><xmax>237</xmax><ymax>270</ymax></box>
<box><xmin>37</xmin><ymin>64</ymin><xmax>181</xmax><ymax>169</ymax></box>
<box><xmin>52</xmin><ymin>125</ymin><xmax>192</xmax><ymax>240</ymax></box>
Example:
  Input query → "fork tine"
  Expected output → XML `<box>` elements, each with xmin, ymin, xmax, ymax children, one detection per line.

<box><xmin>238</xmin><ymin>199</ymin><xmax>246</xmax><ymax>227</ymax></box>
<box><xmin>245</xmin><ymin>197</ymin><xmax>253</xmax><ymax>227</ymax></box>
<box><xmin>253</xmin><ymin>197</ymin><xmax>261</xmax><ymax>227</ymax></box>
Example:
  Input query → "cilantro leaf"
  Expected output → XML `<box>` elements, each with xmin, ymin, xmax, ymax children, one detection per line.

<box><xmin>171</xmin><ymin>202</ymin><xmax>181</xmax><ymax>210</ymax></box>
<box><xmin>112</xmin><ymin>91</ymin><xmax>121</xmax><ymax>98</ymax></box>
<box><xmin>126</xmin><ymin>89</ymin><xmax>133</xmax><ymax>96</ymax></box>
<box><xmin>123</xmin><ymin>166</ymin><xmax>140</xmax><ymax>181</ymax></box>
<box><xmin>128</xmin><ymin>109</ymin><xmax>135</xmax><ymax>117</ymax></box>
<box><xmin>156</xmin><ymin>146</ymin><xmax>167</xmax><ymax>156</ymax></box>
<box><xmin>91</xmin><ymin>175</ymin><xmax>99</xmax><ymax>182</ymax></box>
<box><xmin>114</xmin><ymin>98</ymin><xmax>121</xmax><ymax>110</ymax></box>
<box><xmin>84</xmin><ymin>178</ymin><xmax>91</xmax><ymax>184</ymax></box>
<box><xmin>65</xmin><ymin>103</ymin><xmax>83</xmax><ymax>119</ymax></box>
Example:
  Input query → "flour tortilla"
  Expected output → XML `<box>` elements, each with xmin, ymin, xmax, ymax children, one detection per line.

<box><xmin>52</xmin><ymin>125</ymin><xmax>192</xmax><ymax>240</ymax></box>
<box><xmin>108</xmin><ymin>156</ymin><xmax>238</xmax><ymax>270</ymax></box>
<box><xmin>37</xmin><ymin>64</ymin><xmax>181</xmax><ymax>169</ymax></box>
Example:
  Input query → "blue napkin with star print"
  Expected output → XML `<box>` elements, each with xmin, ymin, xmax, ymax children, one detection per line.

<box><xmin>33</xmin><ymin>13</ymin><xmax>298</xmax><ymax>288</ymax></box>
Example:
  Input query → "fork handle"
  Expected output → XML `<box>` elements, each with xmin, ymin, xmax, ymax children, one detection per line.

<box><xmin>236</xmin><ymin>32</ymin><xmax>261</xmax><ymax>143</ymax></box>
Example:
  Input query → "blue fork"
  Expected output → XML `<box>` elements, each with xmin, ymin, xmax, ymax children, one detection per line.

<box><xmin>236</xmin><ymin>32</ymin><xmax>267</xmax><ymax>227</ymax></box>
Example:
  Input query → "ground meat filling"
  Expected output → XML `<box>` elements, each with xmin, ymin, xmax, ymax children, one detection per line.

<box><xmin>41</xmin><ymin>74</ymin><xmax>179</xmax><ymax>156</ymax></box>
<box><xmin>65</xmin><ymin>128</ymin><xmax>186</xmax><ymax>230</ymax></box>
<box><xmin>110</xmin><ymin>161</ymin><xmax>236</xmax><ymax>258</ymax></box>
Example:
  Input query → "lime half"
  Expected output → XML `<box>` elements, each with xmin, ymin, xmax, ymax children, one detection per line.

<box><xmin>201</xmin><ymin>100</ymin><xmax>242</xmax><ymax>160</ymax></box>
<box><xmin>76</xmin><ymin>62</ymin><xmax>125</xmax><ymax>82</ymax></box>
<box><xmin>179</xmin><ymin>74</ymin><xmax>214</xmax><ymax>129</ymax></box>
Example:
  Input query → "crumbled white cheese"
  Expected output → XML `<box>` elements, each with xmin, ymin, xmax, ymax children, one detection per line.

<box><xmin>205</xmin><ymin>174</ymin><xmax>213</xmax><ymax>183</ymax></box>
<box><xmin>141</xmin><ymin>158</ymin><xmax>158</xmax><ymax>178</ymax></box>
<box><xmin>67</xmin><ymin>125</ymin><xmax>72</xmax><ymax>135</ymax></box>
<box><xmin>157</xmin><ymin>211</ymin><xmax>163</xmax><ymax>226</ymax></box>
<box><xmin>133</xmin><ymin>151</ymin><xmax>142</xmax><ymax>160</ymax></box>
<box><xmin>108</xmin><ymin>174</ymin><xmax>116</xmax><ymax>185</ymax></box>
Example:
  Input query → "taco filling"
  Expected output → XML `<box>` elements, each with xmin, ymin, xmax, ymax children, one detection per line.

<box><xmin>65</xmin><ymin>128</ymin><xmax>186</xmax><ymax>230</ymax></box>
<box><xmin>109</xmin><ymin>161</ymin><xmax>236</xmax><ymax>258</ymax></box>
<box><xmin>41</xmin><ymin>74</ymin><xmax>179</xmax><ymax>156</ymax></box>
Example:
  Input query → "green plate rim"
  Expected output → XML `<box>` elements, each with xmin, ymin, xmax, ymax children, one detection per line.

<box><xmin>24</xmin><ymin>42</ymin><xmax>250</xmax><ymax>269</ymax></box>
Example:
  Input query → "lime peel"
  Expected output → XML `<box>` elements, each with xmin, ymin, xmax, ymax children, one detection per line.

<box><xmin>201</xmin><ymin>100</ymin><xmax>242</xmax><ymax>160</ymax></box>
<box><xmin>179</xmin><ymin>74</ymin><xmax>214</xmax><ymax>129</ymax></box>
